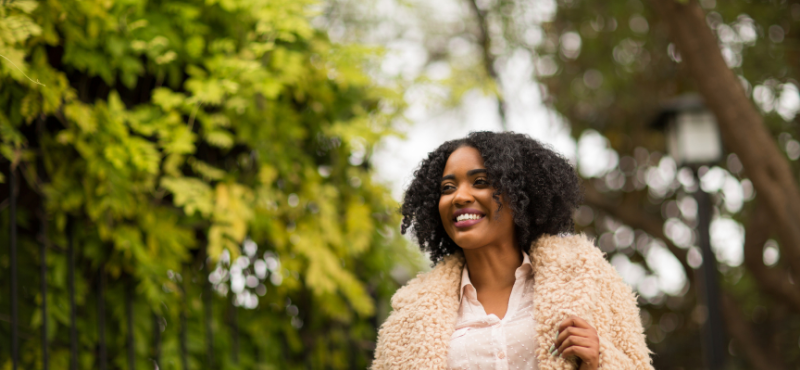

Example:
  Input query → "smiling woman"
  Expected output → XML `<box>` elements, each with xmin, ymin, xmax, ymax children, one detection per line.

<box><xmin>402</xmin><ymin>131</ymin><xmax>581</xmax><ymax>262</ymax></box>
<box><xmin>438</xmin><ymin>147</ymin><xmax>517</xmax><ymax>255</ymax></box>
<box><xmin>373</xmin><ymin>132</ymin><xmax>654</xmax><ymax>370</ymax></box>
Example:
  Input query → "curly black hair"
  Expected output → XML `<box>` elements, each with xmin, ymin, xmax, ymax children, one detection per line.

<box><xmin>400</xmin><ymin>131</ymin><xmax>582</xmax><ymax>264</ymax></box>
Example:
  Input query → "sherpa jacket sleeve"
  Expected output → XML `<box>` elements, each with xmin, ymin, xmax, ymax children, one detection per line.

<box><xmin>586</xmin><ymin>246</ymin><xmax>653</xmax><ymax>370</ymax></box>
<box><xmin>372</xmin><ymin>254</ymin><xmax>463</xmax><ymax>370</ymax></box>
<box><xmin>531</xmin><ymin>234</ymin><xmax>653</xmax><ymax>370</ymax></box>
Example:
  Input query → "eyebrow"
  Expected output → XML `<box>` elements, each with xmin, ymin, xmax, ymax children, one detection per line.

<box><xmin>441</xmin><ymin>169</ymin><xmax>487</xmax><ymax>182</ymax></box>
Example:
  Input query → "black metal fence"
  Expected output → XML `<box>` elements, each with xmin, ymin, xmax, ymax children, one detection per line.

<box><xmin>4</xmin><ymin>164</ymin><xmax>237</xmax><ymax>369</ymax></box>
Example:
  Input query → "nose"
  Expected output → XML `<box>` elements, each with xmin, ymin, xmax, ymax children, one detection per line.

<box><xmin>452</xmin><ymin>184</ymin><xmax>473</xmax><ymax>206</ymax></box>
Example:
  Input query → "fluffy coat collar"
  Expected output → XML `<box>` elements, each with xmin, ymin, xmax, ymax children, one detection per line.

<box><xmin>372</xmin><ymin>234</ymin><xmax>653</xmax><ymax>370</ymax></box>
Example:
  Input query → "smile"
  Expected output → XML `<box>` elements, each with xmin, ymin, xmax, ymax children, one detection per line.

<box><xmin>452</xmin><ymin>209</ymin><xmax>486</xmax><ymax>228</ymax></box>
<box><xmin>456</xmin><ymin>213</ymin><xmax>483</xmax><ymax>222</ymax></box>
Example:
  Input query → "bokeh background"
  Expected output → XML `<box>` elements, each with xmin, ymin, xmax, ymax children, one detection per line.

<box><xmin>1</xmin><ymin>0</ymin><xmax>799</xmax><ymax>369</ymax></box>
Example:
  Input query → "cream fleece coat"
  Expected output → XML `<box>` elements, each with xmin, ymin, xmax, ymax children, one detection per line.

<box><xmin>373</xmin><ymin>234</ymin><xmax>653</xmax><ymax>370</ymax></box>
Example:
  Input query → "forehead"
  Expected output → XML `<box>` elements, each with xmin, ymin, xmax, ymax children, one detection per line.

<box><xmin>442</xmin><ymin>146</ymin><xmax>485</xmax><ymax>174</ymax></box>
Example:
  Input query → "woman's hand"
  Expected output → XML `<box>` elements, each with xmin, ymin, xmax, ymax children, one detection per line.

<box><xmin>551</xmin><ymin>315</ymin><xmax>600</xmax><ymax>370</ymax></box>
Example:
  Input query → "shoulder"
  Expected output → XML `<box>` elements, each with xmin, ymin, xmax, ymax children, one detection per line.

<box><xmin>530</xmin><ymin>233</ymin><xmax>609</xmax><ymax>273</ymax></box>
<box><xmin>390</xmin><ymin>252</ymin><xmax>464</xmax><ymax>311</ymax></box>
<box><xmin>374</xmin><ymin>253</ymin><xmax>464</xmax><ymax>369</ymax></box>
<box><xmin>530</xmin><ymin>233</ymin><xmax>631</xmax><ymax>298</ymax></box>
<box><xmin>533</xmin><ymin>233</ymin><xmax>645</xmax><ymax>328</ymax></box>
<box><xmin>532</xmin><ymin>233</ymin><xmax>599</xmax><ymax>254</ymax></box>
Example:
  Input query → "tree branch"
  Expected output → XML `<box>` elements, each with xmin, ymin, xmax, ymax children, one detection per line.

<box><xmin>585</xmin><ymin>183</ymin><xmax>796</xmax><ymax>367</ymax></box>
<box><xmin>721</xmin><ymin>293</ymin><xmax>788</xmax><ymax>370</ymax></box>
<box><xmin>742</xmin><ymin>201</ymin><xmax>800</xmax><ymax>312</ymax></box>
<box><xmin>465</xmin><ymin>0</ymin><xmax>508</xmax><ymax>131</ymax></box>
<box><xmin>583</xmin><ymin>181</ymin><xmax>797</xmax><ymax>367</ymax></box>
<box><xmin>582</xmin><ymin>182</ymin><xmax>694</xmax><ymax>281</ymax></box>
<box><xmin>649</xmin><ymin>0</ymin><xmax>800</xmax><ymax>284</ymax></box>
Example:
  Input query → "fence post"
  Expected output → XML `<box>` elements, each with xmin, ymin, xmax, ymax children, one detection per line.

<box><xmin>36</xmin><ymin>116</ymin><xmax>49</xmax><ymax>370</ymax></box>
<box><xmin>152</xmin><ymin>312</ymin><xmax>161</xmax><ymax>368</ymax></box>
<box><xmin>126</xmin><ymin>275</ymin><xmax>135</xmax><ymax>370</ymax></box>
<box><xmin>180</xmin><ymin>266</ymin><xmax>189</xmax><ymax>370</ymax></box>
<box><xmin>230</xmin><ymin>299</ymin><xmax>239</xmax><ymax>365</ymax></box>
<box><xmin>68</xmin><ymin>217</ymin><xmax>78</xmax><ymax>370</ymax></box>
<box><xmin>204</xmin><ymin>254</ymin><xmax>214</xmax><ymax>367</ymax></box>
<box><xmin>97</xmin><ymin>266</ymin><xmax>107</xmax><ymax>370</ymax></box>
<box><xmin>39</xmin><ymin>207</ymin><xmax>49</xmax><ymax>370</ymax></box>
<box><xmin>10</xmin><ymin>164</ymin><xmax>18</xmax><ymax>370</ymax></box>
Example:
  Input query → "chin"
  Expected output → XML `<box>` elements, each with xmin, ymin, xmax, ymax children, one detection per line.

<box><xmin>453</xmin><ymin>240</ymin><xmax>484</xmax><ymax>251</ymax></box>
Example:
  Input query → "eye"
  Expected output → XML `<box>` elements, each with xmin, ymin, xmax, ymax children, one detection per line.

<box><xmin>441</xmin><ymin>184</ymin><xmax>455</xmax><ymax>192</ymax></box>
<box><xmin>474</xmin><ymin>178</ymin><xmax>489</xmax><ymax>186</ymax></box>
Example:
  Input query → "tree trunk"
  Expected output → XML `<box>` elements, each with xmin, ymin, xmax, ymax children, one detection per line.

<box><xmin>649</xmin><ymin>0</ymin><xmax>800</xmax><ymax>284</ymax></box>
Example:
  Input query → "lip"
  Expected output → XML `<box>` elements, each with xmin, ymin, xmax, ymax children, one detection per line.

<box><xmin>452</xmin><ymin>208</ymin><xmax>486</xmax><ymax>229</ymax></box>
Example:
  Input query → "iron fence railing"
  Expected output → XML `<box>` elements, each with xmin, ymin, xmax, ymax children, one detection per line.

<box><xmin>4</xmin><ymin>166</ymin><xmax>238</xmax><ymax>370</ymax></box>
<box><xmin>10</xmin><ymin>164</ymin><xmax>19</xmax><ymax>370</ymax></box>
<box><xmin>38</xmin><ymin>205</ymin><xmax>48</xmax><ymax>370</ymax></box>
<box><xmin>67</xmin><ymin>216</ymin><xmax>78</xmax><ymax>370</ymax></box>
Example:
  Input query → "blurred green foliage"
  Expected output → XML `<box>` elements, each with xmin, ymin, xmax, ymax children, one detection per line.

<box><xmin>322</xmin><ymin>0</ymin><xmax>800</xmax><ymax>367</ymax></box>
<box><xmin>0</xmin><ymin>0</ymin><xmax>419</xmax><ymax>369</ymax></box>
<box><xmin>536</xmin><ymin>1</ymin><xmax>800</xmax><ymax>368</ymax></box>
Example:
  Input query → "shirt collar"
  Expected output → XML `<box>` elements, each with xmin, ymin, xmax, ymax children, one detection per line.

<box><xmin>459</xmin><ymin>250</ymin><xmax>534</xmax><ymax>301</ymax></box>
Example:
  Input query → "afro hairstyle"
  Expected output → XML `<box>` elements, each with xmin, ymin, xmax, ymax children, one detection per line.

<box><xmin>400</xmin><ymin>131</ymin><xmax>582</xmax><ymax>264</ymax></box>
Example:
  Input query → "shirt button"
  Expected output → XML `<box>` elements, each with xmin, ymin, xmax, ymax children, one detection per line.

<box><xmin>497</xmin><ymin>351</ymin><xmax>506</xmax><ymax>359</ymax></box>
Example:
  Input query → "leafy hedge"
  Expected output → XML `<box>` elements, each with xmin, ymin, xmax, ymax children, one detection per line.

<box><xmin>0</xmin><ymin>0</ymin><xmax>418</xmax><ymax>369</ymax></box>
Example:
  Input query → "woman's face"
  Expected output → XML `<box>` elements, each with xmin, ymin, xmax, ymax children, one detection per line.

<box><xmin>438</xmin><ymin>146</ymin><xmax>516</xmax><ymax>251</ymax></box>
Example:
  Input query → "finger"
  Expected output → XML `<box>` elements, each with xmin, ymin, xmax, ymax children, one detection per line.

<box><xmin>555</xmin><ymin>327</ymin><xmax>596</xmax><ymax>347</ymax></box>
<box><xmin>558</xmin><ymin>315</ymin><xmax>592</xmax><ymax>331</ymax></box>
<box><xmin>556</xmin><ymin>336</ymin><xmax>595</xmax><ymax>355</ymax></box>
<box><xmin>559</xmin><ymin>345</ymin><xmax>599</xmax><ymax>365</ymax></box>
<box><xmin>556</xmin><ymin>316</ymin><xmax>578</xmax><ymax>333</ymax></box>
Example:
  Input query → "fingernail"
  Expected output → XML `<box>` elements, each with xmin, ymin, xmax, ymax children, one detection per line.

<box><xmin>548</xmin><ymin>345</ymin><xmax>554</xmax><ymax>354</ymax></box>
<box><xmin>554</xmin><ymin>331</ymin><xmax>559</xmax><ymax>340</ymax></box>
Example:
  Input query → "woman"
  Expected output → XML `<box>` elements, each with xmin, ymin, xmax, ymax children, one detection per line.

<box><xmin>373</xmin><ymin>132</ymin><xmax>653</xmax><ymax>370</ymax></box>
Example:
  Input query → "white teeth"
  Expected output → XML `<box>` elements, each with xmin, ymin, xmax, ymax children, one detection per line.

<box><xmin>456</xmin><ymin>213</ymin><xmax>483</xmax><ymax>222</ymax></box>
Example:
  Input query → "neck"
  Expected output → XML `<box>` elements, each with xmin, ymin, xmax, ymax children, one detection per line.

<box><xmin>462</xmin><ymin>241</ymin><xmax>523</xmax><ymax>293</ymax></box>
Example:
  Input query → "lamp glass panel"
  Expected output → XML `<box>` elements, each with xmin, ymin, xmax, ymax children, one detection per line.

<box><xmin>666</xmin><ymin>119</ymin><xmax>681</xmax><ymax>164</ymax></box>
<box><xmin>676</xmin><ymin>111</ymin><xmax>722</xmax><ymax>164</ymax></box>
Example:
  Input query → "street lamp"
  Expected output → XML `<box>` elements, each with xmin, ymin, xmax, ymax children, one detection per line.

<box><xmin>652</xmin><ymin>94</ymin><xmax>726</xmax><ymax>370</ymax></box>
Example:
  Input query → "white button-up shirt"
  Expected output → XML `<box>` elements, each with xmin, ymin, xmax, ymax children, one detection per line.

<box><xmin>447</xmin><ymin>251</ymin><xmax>539</xmax><ymax>370</ymax></box>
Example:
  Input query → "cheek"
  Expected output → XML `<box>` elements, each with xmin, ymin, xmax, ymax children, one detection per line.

<box><xmin>438</xmin><ymin>197</ymin><xmax>448</xmax><ymax>222</ymax></box>
<box><xmin>494</xmin><ymin>196</ymin><xmax>514</xmax><ymax>222</ymax></box>
<box><xmin>484</xmin><ymin>192</ymin><xmax>504</xmax><ymax>215</ymax></box>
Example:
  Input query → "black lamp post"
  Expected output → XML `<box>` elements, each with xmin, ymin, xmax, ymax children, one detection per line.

<box><xmin>652</xmin><ymin>94</ymin><xmax>727</xmax><ymax>370</ymax></box>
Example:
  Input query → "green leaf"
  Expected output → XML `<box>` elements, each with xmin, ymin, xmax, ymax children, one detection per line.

<box><xmin>188</xmin><ymin>157</ymin><xmax>226</xmax><ymax>180</ymax></box>
<box><xmin>161</xmin><ymin>176</ymin><xmax>214</xmax><ymax>217</ymax></box>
